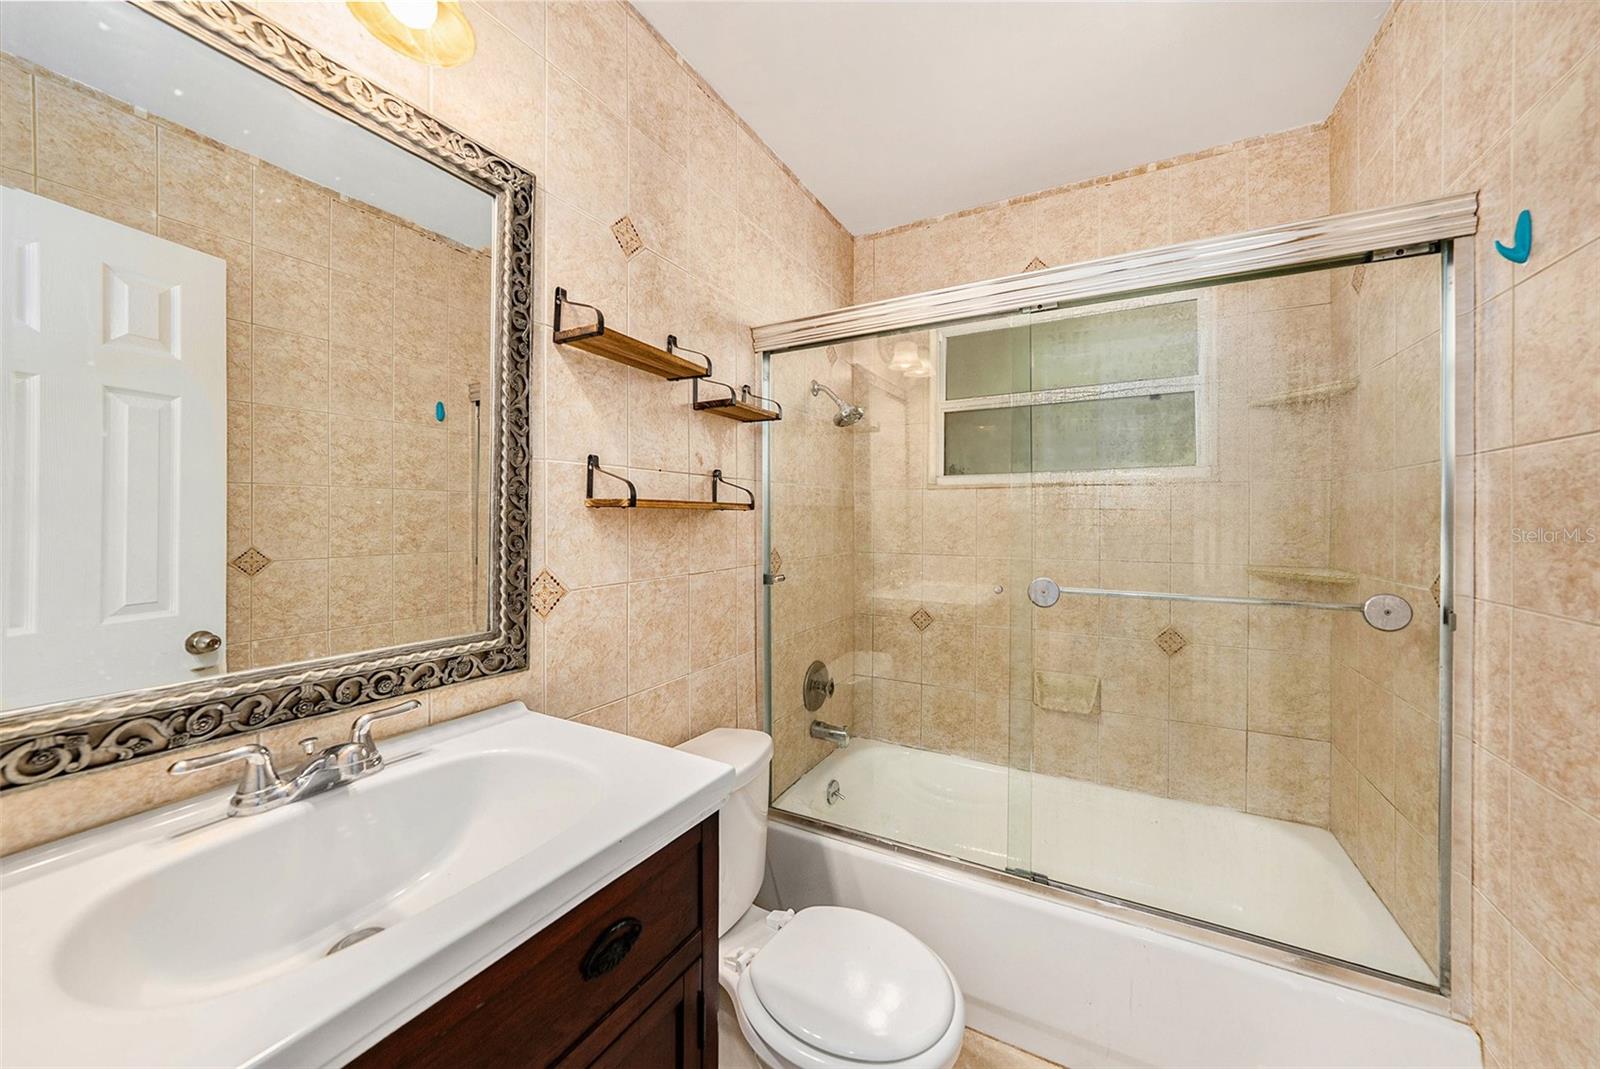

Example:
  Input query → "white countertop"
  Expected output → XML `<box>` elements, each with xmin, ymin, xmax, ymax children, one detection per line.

<box><xmin>0</xmin><ymin>704</ymin><xmax>735</xmax><ymax>1068</ymax></box>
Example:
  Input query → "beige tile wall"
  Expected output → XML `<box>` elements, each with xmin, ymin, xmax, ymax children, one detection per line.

<box><xmin>0</xmin><ymin>0</ymin><xmax>850</xmax><ymax>855</ymax></box>
<box><xmin>0</xmin><ymin>56</ymin><xmax>495</xmax><ymax>671</ymax></box>
<box><xmin>854</xmin><ymin>123</ymin><xmax>1329</xmax><ymax>302</ymax></box>
<box><xmin>836</xmin><ymin>127</ymin><xmax>1347</xmax><ymax>826</ymax></box>
<box><xmin>1326</xmin><ymin>2</ymin><xmax>1600</xmax><ymax>1062</ymax></box>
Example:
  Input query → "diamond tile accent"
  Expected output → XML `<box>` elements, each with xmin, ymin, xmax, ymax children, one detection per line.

<box><xmin>769</xmin><ymin>548</ymin><xmax>783</xmax><ymax>575</ymax></box>
<box><xmin>230</xmin><ymin>547</ymin><xmax>271</xmax><ymax>576</ymax></box>
<box><xmin>531</xmin><ymin>568</ymin><xmax>567</xmax><ymax>618</ymax></box>
<box><xmin>1154</xmin><ymin>626</ymin><xmax>1188</xmax><ymax>656</ymax></box>
<box><xmin>1025</xmin><ymin>256</ymin><xmax>1047</xmax><ymax>272</ymax></box>
<box><xmin>1431</xmin><ymin>574</ymin><xmax>1441</xmax><ymax>606</ymax></box>
<box><xmin>610</xmin><ymin>215</ymin><xmax>643</xmax><ymax>257</ymax></box>
<box><xmin>1350</xmin><ymin>264</ymin><xmax>1367</xmax><ymax>293</ymax></box>
<box><xmin>910</xmin><ymin>607</ymin><xmax>934</xmax><ymax>632</ymax></box>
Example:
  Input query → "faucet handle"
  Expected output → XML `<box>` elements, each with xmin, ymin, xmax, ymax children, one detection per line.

<box><xmin>349</xmin><ymin>700</ymin><xmax>422</xmax><ymax>765</ymax></box>
<box><xmin>170</xmin><ymin>743</ymin><xmax>282</xmax><ymax>798</ymax></box>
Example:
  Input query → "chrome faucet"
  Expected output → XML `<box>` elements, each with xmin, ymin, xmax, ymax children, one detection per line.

<box><xmin>169</xmin><ymin>700</ymin><xmax>420</xmax><ymax>816</ymax></box>
<box><xmin>809</xmin><ymin>719</ymin><xmax>850</xmax><ymax>747</ymax></box>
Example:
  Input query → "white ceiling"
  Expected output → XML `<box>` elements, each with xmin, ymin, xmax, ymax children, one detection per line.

<box><xmin>636</xmin><ymin>1</ymin><xmax>1386</xmax><ymax>235</ymax></box>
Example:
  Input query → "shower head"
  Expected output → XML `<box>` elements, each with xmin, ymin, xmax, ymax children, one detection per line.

<box><xmin>810</xmin><ymin>380</ymin><xmax>865</xmax><ymax>427</ymax></box>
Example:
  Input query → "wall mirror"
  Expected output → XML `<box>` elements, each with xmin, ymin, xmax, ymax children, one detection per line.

<box><xmin>0</xmin><ymin>1</ymin><xmax>533</xmax><ymax>789</ymax></box>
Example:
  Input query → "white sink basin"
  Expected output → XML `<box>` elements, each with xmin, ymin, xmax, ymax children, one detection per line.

<box><xmin>58</xmin><ymin>749</ymin><xmax>602</xmax><ymax>1009</ymax></box>
<box><xmin>1</xmin><ymin>704</ymin><xmax>734</xmax><ymax>1067</ymax></box>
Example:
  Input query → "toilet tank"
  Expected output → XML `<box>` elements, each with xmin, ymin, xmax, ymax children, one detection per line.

<box><xmin>676</xmin><ymin>728</ymin><xmax>772</xmax><ymax>937</ymax></box>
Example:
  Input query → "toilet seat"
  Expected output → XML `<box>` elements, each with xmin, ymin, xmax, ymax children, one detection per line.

<box><xmin>720</xmin><ymin>906</ymin><xmax>964</xmax><ymax>1069</ymax></box>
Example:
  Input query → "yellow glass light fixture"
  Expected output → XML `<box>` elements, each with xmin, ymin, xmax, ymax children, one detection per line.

<box><xmin>347</xmin><ymin>1</ymin><xmax>476</xmax><ymax>67</ymax></box>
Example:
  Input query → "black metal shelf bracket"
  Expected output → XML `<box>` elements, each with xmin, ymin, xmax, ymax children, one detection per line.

<box><xmin>553</xmin><ymin>286</ymin><xmax>603</xmax><ymax>344</ymax></box>
<box><xmin>586</xmin><ymin>453</ymin><xmax>637</xmax><ymax>506</ymax></box>
<box><xmin>675</xmin><ymin>335</ymin><xmax>733</xmax><ymax>409</ymax></box>
<box><xmin>662</xmin><ymin>336</ymin><xmax>713</xmax><ymax>385</ymax></box>
<box><xmin>739</xmin><ymin>385</ymin><xmax>782</xmax><ymax>418</ymax></box>
<box><xmin>711</xmin><ymin>469</ymin><xmax>754</xmax><ymax>508</ymax></box>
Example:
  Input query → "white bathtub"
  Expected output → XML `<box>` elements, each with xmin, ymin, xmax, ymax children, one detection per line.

<box><xmin>776</xmin><ymin>738</ymin><xmax>1432</xmax><ymax>982</ymax></box>
<box><xmin>768</xmin><ymin>740</ymin><xmax>1480</xmax><ymax>1068</ymax></box>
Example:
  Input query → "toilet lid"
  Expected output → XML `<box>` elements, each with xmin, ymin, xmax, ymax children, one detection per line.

<box><xmin>744</xmin><ymin>907</ymin><xmax>954</xmax><ymax>1063</ymax></box>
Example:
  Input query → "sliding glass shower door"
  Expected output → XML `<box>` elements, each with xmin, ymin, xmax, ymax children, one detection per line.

<box><xmin>1004</xmin><ymin>255</ymin><xmax>1445</xmax><ymax>988</ymax></box>
<box><xmin>762</xmin><ymin>221</ymin><xmax>1458</xmax><ymax>992</ymax></box>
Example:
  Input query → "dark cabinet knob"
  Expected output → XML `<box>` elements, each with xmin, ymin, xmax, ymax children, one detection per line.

<box><xmin>580</xmin><ymin>918</ymin><xmax>643</xmax><ymax>981</ymax></box>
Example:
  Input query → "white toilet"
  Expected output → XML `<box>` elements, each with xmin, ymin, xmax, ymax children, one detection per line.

<box><xmin>677</xmin><ymin>729</ymin><xmax>965</xmax><ymax>1069</ymax></box>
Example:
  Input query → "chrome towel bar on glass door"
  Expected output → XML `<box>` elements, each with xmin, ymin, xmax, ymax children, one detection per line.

<box><xmin>1025</xmin><ymin>578</ymin><xmax>1413</xmax><ymax>632</ymax></box>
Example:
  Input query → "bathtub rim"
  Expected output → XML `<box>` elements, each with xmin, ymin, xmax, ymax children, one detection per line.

<box><xmin>769</xmin><ymin>806</ymin><xmax>1458</xmax><ymax>1019</ymax></box>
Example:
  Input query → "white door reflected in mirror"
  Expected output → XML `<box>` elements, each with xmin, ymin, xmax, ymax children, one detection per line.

<box><xmin>1</xmin><ymin>188</ymin><xmax>227</xmax><ymax>708</ymax></box>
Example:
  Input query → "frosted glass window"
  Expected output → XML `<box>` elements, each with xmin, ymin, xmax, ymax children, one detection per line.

<box><xmin>943</xmin><ymin>407</ymin><xmax>1031</xmax><ymax>475</ymax></box>
<box><xmin>1031</xmin><ymin>392</ymin><xmax>1196</xmax><ymax>471</ymax></box>
<box><xmin>945</xmin><ymin>325</ymin><xmax>1030</xmax><ymax>400</ymax></box>
<box><xmin>1030</xmin><ymin>302</ymin><xmax>1197</xmax><ymax>389</ymax></box>
<box><xmin>944</xmin><ymin>394</ymin><xmax>1196</xmax><ymax>476</ymax></box>
<box><xmin>935</xmin><ymin>295</ymin><xmax>1206</xmax><ymax>479</ymax></box>
<box><xmin>945</xmin><ymin>301</ymin><xmax>1198</xmax><ymax>399</ymax></box>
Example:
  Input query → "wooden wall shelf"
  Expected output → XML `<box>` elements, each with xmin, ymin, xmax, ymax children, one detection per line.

<box><xmin>554</xmin><ymin>287</ymin><xmax>781</xmax><ymax>423</ymax></box>
<box><xmin>586</xmin><ymin>498</ymin><xmax>752</xmax><ymax>511</ymax></box>
<box><xmin>553</xmin><ymin>288</ymin><xmax>710</xmax><ymax>381</ymax></box>
<box><xmin>585</xmin><ymin>455</ymin><xmax>754</xmax><ymax>511</ymax></box>
<box><xmin>693</xmin><ymin>379</ymin><xmax>782</xmax><ymax>423</ymax></box>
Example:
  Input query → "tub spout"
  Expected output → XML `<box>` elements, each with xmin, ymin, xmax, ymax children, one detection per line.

<box><xmin>809</xmin><ymin>719</ymin><xmax>850</xmax><ymax>747</ymax></box>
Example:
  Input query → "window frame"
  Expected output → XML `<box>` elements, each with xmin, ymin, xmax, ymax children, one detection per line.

<box><xmin>927</xmin><ymin>289</ymin><xmax>1217</xmax><ymax>487</ymax></box>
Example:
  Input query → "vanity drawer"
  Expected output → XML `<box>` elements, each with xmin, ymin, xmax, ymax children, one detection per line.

<box><xmin>352</xmin><ymin>818</ymin><xmax>716</xmax><ymax>1068</ymax></box>
<box><xmin>525</xmin><ymin>826</ymin><xmax>705</xmax><ymax>1046</ymax></box>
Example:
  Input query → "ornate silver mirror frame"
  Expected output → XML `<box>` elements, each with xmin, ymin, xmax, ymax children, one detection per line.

<box><xmin>0</xmin><ymin>0</ymin><xmax>534</xmax><ymax>791</ymax></box>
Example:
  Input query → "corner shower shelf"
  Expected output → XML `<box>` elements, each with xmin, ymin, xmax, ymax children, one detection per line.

<box><xmin>1247</xmin><ymin>566</ymin><xmax>1360</xmax><ymax>586</ymax></box>
<box><xmin>1248</xmin><ymin>380</ymin><xmax>1357</xmax><ymax>408</ymax></box>
<box><xmin>584</xmin><ymin>454</ymin><xmax>754</xmax><ymax>511</ymax></box>
<box><xmin>553</xmin><ymin>288</ymin><xmax>710</xmax><ymax>381</ymax></box>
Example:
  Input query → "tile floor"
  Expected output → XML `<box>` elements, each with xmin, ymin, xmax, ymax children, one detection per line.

<box><xmin>956</xmin><ymin>1029</ymin><xmax>1061</xmax><ymax>1068</ymax></box>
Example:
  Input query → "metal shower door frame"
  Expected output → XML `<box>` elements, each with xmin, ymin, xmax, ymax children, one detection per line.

<box><xmin>756</xmin><ymin>195</ymin><xmax>1478</xmax><ymax>1011</ymax></box>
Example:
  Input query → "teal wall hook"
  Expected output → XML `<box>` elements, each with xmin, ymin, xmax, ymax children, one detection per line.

<box><xmin>435</xmin><ymin>401</ymin><xmax>446</xmax><ymax>422</ymax></box>
<box><xmin>1495</xmin><ymin>209</ymin><xmax>1532</xmax><ymax>264</ymax></box>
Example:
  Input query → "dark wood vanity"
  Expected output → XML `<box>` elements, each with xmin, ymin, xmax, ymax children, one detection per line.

<box><xmin>353</xmin><ymin>817</ymin><xmax>719</xmax><ymax>1069</ymax></box>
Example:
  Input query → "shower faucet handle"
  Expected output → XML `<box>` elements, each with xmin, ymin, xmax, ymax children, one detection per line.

<box><xmin>803</xmin><ymin>660</ymin><xmax>834</xmax><ymax>712</ymax></box>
